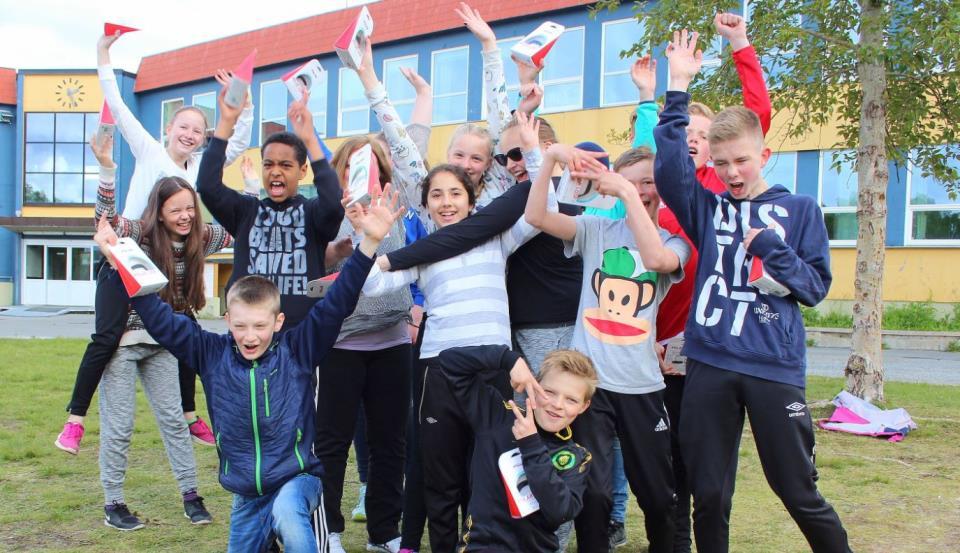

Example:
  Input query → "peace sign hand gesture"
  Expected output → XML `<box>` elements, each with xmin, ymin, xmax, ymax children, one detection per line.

<box><xmin>508</xmin><ymin>400</ymin><xmax>537</xmax><ymax>440</ymax></box>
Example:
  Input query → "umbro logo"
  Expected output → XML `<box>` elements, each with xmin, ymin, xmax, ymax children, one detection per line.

<box><xmin>426</xmin><ymin>417</ymin><xmax>438</xmax><ymax>424</ymax></box>
<box><xmin>654</xmin><ymin>418</ymin><xmax>668</xmax><ymax>432</ymax></box>
<box><xmin>786</xmin><ymin>402</ymin><xmax>806</xmax><ymax>417</ymax></box>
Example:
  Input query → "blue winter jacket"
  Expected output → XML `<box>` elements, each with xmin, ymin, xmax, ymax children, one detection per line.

<box><xmin>653</xmin><ymin>91</ymin><xmax>832</xmax><ymax>388</ymax></box>
<box><xmin>122</xmin><ymin>248</ymin><xmax>374</xmax><ymax>497</ymax></box>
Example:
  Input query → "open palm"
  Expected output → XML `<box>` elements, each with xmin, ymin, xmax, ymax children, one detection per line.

<box><xmin>360</xmin><ymin>184</ymin><xmax>405</xmax><ymax>242</ymax></box>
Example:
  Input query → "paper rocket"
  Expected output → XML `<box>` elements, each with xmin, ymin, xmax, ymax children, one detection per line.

<box><xmin>99</xmin><ymin>101</ymin><xmax>115</xmax><ymax>125</ymax></box>
<box><xmin>104</xmin><ymin>23</ymin><xmax>139</xmax><ymax>37</ymax></box>
<box><xmin>234</xmin><ymin>49</ymin><xmax>258</xmax><ymax>82</ymax></box>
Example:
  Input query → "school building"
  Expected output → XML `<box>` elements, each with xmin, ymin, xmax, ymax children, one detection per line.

<box><xmin>0</xmin><ymin>0</ymin><xmax>957</xmax><ymax>314</ymax></box>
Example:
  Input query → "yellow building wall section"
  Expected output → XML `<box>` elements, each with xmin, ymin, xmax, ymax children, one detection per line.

<box><xmin>21</xmin><ymin>206</ymin><xmax>94</xmax><ymax>218</ymax></box>
<box><xmin>827</xmin><ymin>248</ymin><xmax>960</xmax><ymax>303</ymax></box>
<box><xmin>22</xmin><ymin>74</ymin><xmax>104</xmax><ymax>112</ymax></box>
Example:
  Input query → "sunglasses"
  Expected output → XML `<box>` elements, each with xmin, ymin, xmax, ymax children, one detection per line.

<box><xmin>494</xmin><ymin>147</ymin><xmax>524</xmax><ymax>166</ymax></box>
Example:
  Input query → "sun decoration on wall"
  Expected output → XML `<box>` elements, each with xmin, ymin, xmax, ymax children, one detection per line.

<box><xmin>55</xmin><ymin>77</ymin><xmax>86</xmax><ymax>109</ymax></box>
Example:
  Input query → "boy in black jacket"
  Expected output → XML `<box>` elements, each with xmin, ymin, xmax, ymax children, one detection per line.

<box><xmin>439</xmin><ymin>345</ymin><xmax>596</xmax><ymax>552</ymax></box>
<box><xmin>198</xmin><ymin>87</ymin><xmax>343</xmax><ymax>328</ymax></box>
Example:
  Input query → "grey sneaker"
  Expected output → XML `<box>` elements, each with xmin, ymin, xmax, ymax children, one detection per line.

<box><xmin>184</xmin><ymin>495</ymin><xmax>212</xmax><ymax>525</ymax></box>
<box><xmin>608</xmin><ymin>520</ymin><xmax>627</xmax><ymax>548</ymax></box>
<box><xmin>104</xmin><ymin>502</ymin><xmax>145</xmax><ymax>531</ymax></box>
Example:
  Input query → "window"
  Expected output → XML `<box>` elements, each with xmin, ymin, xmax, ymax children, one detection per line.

<box><xmin>432</xmin><ymin>47</ymin><xmax>469</xmax><ymax>124</ymax></box>
<box><xmin>24</xmin><ymin>112</ymin><xmax>100</xmax><ymax>204</ymax></box>
<box><xmin>602</xmin><ymin>18</ymin><xmax>645</xmax><ymax>106</ymax></box>
<box><xmin>306</xmin><ymin>69</ymin><xmax>329</xmax><ymax>138</ymax></box>
<box><xmin>71</xmin><ymin>247</ymin><xmax>93</xmax><ymax>281</ymax></box>
<box><xmin>260</xmin><ymin>80</ymin><xmax>288</xmax><ymax>142</ymax></box>
<box><xmin>383</xmin><ymin>55</ymin><xmax>418</xmax><ymax>123</ymax></box>
<box><xmin>339</xmin><ymin>67</ymin><xmax>370</xmax><ymax>135</ymax></box>
<box><xmin>906</xmin><ymin>146</ymin><xmax>960</xmax><ymax>244</ymax></box>
<box><xmin>160</xmin><ymin>98</ymin><xmax>184</xmax><ymax>145</ymax></box>
<box><xmin>25</xmin><ymin>245</ymin><xmax>43</xmax><ymax>279</ymax></box>
<box><xmin>541</xmin><ymin>27</ymin><xmax>584</xmax><ymax>113</ymax></box>
<box><xmin>192</xmin><ymin>92</ymin><xmax>216</xmax><ymax>142</ymax></box>
<box><xmin>763</xmin><ymin>151</ymin><xmax>797</xmax><ymax>193</ymax></box>
<box><xmin>818</xmin><ymin>149</ymin><xmax>858</xmax><ymax>243</ymax></box>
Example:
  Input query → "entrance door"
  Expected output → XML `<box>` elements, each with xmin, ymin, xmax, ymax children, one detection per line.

<box><xmin>20</xmin><ymin>239</ymin><xmax>98</xmax><ymax>306</ymax></box>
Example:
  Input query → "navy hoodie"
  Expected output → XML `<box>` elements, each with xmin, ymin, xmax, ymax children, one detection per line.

<box><xmin>125</xmin><ymin>248</ymin><xmax>373</xmax><ymax>497</ymax></box>
<box><xmin>653</xmin><ymin>91</ymin><xmax>831</xmax><ymax>388</ymax></box>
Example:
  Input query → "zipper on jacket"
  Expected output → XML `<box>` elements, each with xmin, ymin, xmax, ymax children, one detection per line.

<box><xmin>249</xmin><ymin>361</ymin><xmax>263</xmax><ymax>495</ymax></box>
<box><xmin>294</xmin><ymin>428</ymin><xmax>305</xmax><ymax>471</ymax></box>
<box><xmin>216</xmin><ymin>432</ymin><xmax>228</xmax><ymax>475</ymax></box>
<box><xmin>263</xmin><ymin>379</ymin><xmax>270</xmax><ymax>418</ymax></box>
<box><xmin>418</xmin><ymin>366</ymin><xmax>430</xmax><ymax>424</ymax></box>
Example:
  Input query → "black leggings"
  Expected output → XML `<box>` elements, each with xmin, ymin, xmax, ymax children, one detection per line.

<box><xmin>66</xmin><ymin>262</ymin><xmax>199</xmax><ymax>417</ymax></box>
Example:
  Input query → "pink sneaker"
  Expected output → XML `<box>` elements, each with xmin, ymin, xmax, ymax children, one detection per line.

<box><xmin>55</xmin><ymin>422</ymin><xmax>84</xmax><ymax>455</ymax></box>
<box><xmin>188</xmin><ymin>417</ymin><xmax>216</xmax><ymax>447</ymax></box>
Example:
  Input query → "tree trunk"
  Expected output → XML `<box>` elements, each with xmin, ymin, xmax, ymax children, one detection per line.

<box><xmin>845</xmin><ymin>1</ymin><xmax>887</xmax><ymax>402</ymax></box>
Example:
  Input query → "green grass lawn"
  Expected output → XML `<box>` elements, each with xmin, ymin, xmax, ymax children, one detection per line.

<box><xmin>1</xmin><ymin>339</ymin><xmax>958</xmax><ymax>552</ymax></box>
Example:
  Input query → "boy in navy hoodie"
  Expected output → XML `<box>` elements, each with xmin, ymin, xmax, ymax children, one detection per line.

<box><xmin>653</xmin><ymin>30</ymin><xmax>851</xmax><ymax>553</ymax></box>
<box><xmin>93</xmin><ymin>190</ymin><xmax>405</xmax><ymax>553</ymax></box>
<box><xmin>439</xmin><ymin>345</ymin><xmax>594</xmax><ymax>552</ymax></box>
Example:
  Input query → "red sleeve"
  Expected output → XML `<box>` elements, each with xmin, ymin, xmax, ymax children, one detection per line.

<box><xmin>732</xmin><ymin>45</ymin><xmax>771</xmax><ymax>135</ymax></box>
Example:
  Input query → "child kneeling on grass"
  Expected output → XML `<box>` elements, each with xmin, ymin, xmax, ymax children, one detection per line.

<box><xmin>438</xmin><ymin>345</ymin><xmax>595</xmax><ymax>552</ymax></box>
<box><xmin>94</xmin><ymin>187</ymin><xmax>405</xmax><ymax>553</ymax></box>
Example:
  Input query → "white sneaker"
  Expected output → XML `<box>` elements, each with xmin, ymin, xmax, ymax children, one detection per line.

<box><xmin>367</xmin><ymin>537</ymin><xmax>401</xmax><ymax>553</ymax></box>
<box><xmin>327</xmin><ymin>532</ymin><xmax>347</xmax><ymax>553</ymax></box>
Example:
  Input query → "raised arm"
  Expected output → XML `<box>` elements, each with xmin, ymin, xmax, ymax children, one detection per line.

<box><xmin>90</xmin><ymin>133</ymin><xmax>143</xmax><ymax>241</ymax></box>
<box><xmin>715</xmin><ymin>13</ymin><xmax>771</xmax><ymax>135</ymax></box>
<box><xmin>525</xmin><ymin>141</ymin><xmax>606</xmax><ymax>242</ymax></box>
<box><xmin>439</xmin><ymin>345</ymin><xmax>522</xmax><ymax>431</ymax></box>
<box><xmin>404</xmin><ymin>67</ymin><xmax>433</xmax><ymax>134</ymax></box>
<box><xmin>215</xmin><ymin>68</ymin><xmax>256</xmax><ymax>166</ymax></box>
<box><xmin>198</xmin><ymin>85</ymin><xmax>259</xmax><ymax>234</ymax></box>
<box><xmin>97</xmin><ymin>33</ymin><xmax>159</xmax><ymax>161</ymax></box>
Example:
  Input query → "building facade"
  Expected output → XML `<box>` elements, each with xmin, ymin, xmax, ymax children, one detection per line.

<box><xmin>1</xmin><ymin>0</ymin><xmax>958</xmax><ymax>311</ymax></box>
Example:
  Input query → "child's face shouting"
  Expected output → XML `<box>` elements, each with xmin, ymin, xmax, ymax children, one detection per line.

<box><xmin>262</xmin><ymin>143</ymin><xmax>308</xmax><ymax>202</ymax></box>
<box><xmin>533</xmin><ymin>370</ymin><xmax>591</xmax><ymax>433</ymax></box>
<box><xmin>426</xmin><ymin>171</ymin><xmax>473</xmax><ymax>228</ymax></box>
<box><xmin>225</xmin><ymin>302</ymin><xmax>285</xmax><ymax>360</ymax></box>
<box><xmin>686</xmin><ymin>114</ymin><xmax>712</xmax><ymax>170</ymax></box>
<box><xmin>709</xmin><ymin>135</ymin><xmax>771</xmax><ymax>200</ymax></box>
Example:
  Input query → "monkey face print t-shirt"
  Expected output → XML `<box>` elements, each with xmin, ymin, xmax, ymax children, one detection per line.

<box><xmin>564</xmin><ymin>215</ymin><xmax>690</xmax><ymax>394</ymax></box>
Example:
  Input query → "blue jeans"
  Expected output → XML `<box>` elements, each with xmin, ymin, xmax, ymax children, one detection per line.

<box><xmin>611</xmin><ymin>438</ymin><xmax>628</xmax><ymax>523</ymax></box>
<box><xmin>227</xmin><ymin>473</ymin><xmax>322</xmax><ymax>553</ymax></box>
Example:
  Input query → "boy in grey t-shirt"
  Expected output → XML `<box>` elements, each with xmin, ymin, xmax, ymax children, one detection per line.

<box><xmin>525</xmin><ymin>144</ymin><xmax>690</xmax><ymax>553</ymax></box>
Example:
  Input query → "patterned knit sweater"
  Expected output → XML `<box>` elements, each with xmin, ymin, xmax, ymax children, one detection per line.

<box><xmin>97</xmin><ymin>165</ymin><xmax>233</xmax><ymax>345</ymax></box>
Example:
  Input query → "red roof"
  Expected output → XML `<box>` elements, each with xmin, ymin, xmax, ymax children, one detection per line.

<box><xmin>0</xmin><ymin>68</ymin><xmax>16</xmax><ymax>105</ymax></box>
<box><xmin>135</xmin><ymin>0</ymin><xmax>593</xmax><ymax>92</ymax></box>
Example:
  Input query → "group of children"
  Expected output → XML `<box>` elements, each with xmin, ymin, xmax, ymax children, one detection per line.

<box><xmin>54</xmin><ymin>4</ymin><xmax>852</xmax><ymax>553</ymax></box>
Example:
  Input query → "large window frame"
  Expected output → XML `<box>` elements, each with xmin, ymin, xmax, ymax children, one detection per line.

<box><xmin>431</xmin><ymin>46</ymin><xmax>470</xmax><ymax>125</ymax></box>
<box><xmin>540</xmin><ymin>26</ymin><xmax>585</xmax><ymax>114</ymax></box>
<box><xmin>905</xmin><ymin>148</ymin><xmax>960</xmax><ymax>246</ymax></box>
<box><xmin>817</xmin><ymin>149</ymin><xmax>859</xmax><ymax>246</ymax></box>
<box><xmin>23</xmin><ymin>111</ymin><xmax>100</xmax><ymax>205</ymax></box>
<box><xmin>600</xmin><ymin>18</ymin><xmax>646</xmax><ymax>107</ymax></box>
<box><xmin>763</xmin><ymin>151</ymin><xmax>798</xmax><ymax>193</ymax></box>
<box><xmin>338</xmin><ymin>67</ymin><xmax>370</xmax><ymax>136</ymax></box>
<box><xmin>481</xmin><ymin>36</ymin><xmax>538</xmax><ymax>118</ymax></box>
<box><xmin>192</xmin><ymin>91</ymin><xmax>217</xmax><ymax>144</ymax></box>
<box><xmin>383</xmin><ymin>54</ymin><xmax>419</xmax><ymax>124</ymax></box>
<box><xmin>259</xmin><ymin>80</ymin><xmax>288</xmax><ymax>144</ymax></box>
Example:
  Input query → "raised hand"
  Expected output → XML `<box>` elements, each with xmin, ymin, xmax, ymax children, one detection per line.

<box><xmin>508</xmin><ymin>399</ymin><xmax>537</xmax><ymax>440</ymax></box>
<box><xmin>287</xmin><ymin>92</ymin><xmax>315</xmax><ymax>141</ymax></box>
<box><xmin>89</xmin><ymin>133</ymin><xmax>115</xmax><ymax>168</ymax></box>
<box><xmin>217</xmin><ymin>84</ymin><xmax>246</xmax><ymax>126</ymax></box>
<box><xmin>665</xmin><ymin>29</ymin><xmax>702</xmax><ymax>92</ymax></box>
<box><xmin>455</xmin><ymin>2</ymin><xmax>497</xmax><ymax>51</ymax></box>
<box><xmin>401</xmin><ymin>66</ymin><xmax>431</xmax><ymax>95</ymax></box>
<box><xmin>714</xmin><ymin>13</ymin><xmax>749</xmax><ymax>51</ymax></box>
<box><xmin>97</xmin><ymin>32</ymin><xmax>121</xmax><ymax>65</ymax></box>
<box><xmin>359</xmin><ymin>183</ymin><xmax>406</xmax><ymax>244</ymax></box>
<box><xmin>577</xmin><ymin>170</ymin><xmax>633</xmax><ymax>200</ymax></box>
<box><xmin>517</xmin><ymin>82</ymin><xmax>543</xmax><ymax>115</ymax></box>
<box><xmin>546</xmin><ymin>143</ymin><xmax>608</xmax><ymax>174</ymax></box>
<box><xmin>509</xmin><ymin>357</ymin><xmax>547</xmax><ymax>407</ymax></box>
<box><xmin>515</xmin><ymin>55</ymin><xmax>541</xmax><ymax>86</ymax></box>
<box><xmin>240</xmin><ymin>156</ymin><xmax>256</xmax><ymax>181</ymax></box>
<box><xmin>514</xmin><ymin>111</ymin><xmax>541</xmax><ymax>151</ymax></box>
<box><xmin>631</xmin><ymin>55</ymin><xmax>657</xmax><ymax>102</ymax></box>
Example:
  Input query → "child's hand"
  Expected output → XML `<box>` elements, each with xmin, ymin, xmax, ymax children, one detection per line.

<box><xmin>359</xmin><ymin>183</ymin><xmax>406</xmax><ymax>244</ymax></box>
<box><xmin>546</xmin><ymin>144</ymin><xmax>608</xmax><ymax>174</ymax></box>
<box><xmin>401</xmin><ymin>67</ymin><xmax>431</xmax><ymax>96</ymax></box>
<box><xmin>575</xmin><ymin>170</ymin><xmax>632</xmax><ymax>200</ymax></box>
<box><xmin>509</xmin><ymin>358</ymin><xmax>547</xmax><ymax>406</ymax></box>
<box><xmin>89</xmin><ymin>133</ymin><xmax>115</xmax><ymax>168</ymax></box>
<box><xmin>517</xmin><ymin>82</ymin><xmax>543</xmax><ymax>115</ymax></box>
<box><xmin>455</xmin><ymin>2</ymin><xmax>497</xmax><ymax>51</ymax></box>
<box><xmin>714</xmin><ymin>13</ymin><xmax>749</xmax><ymax>51</ymax></box>
<box><xmin>240</xmin><ymin>156</ymin><xmax>257</xmax><ymax>180</ymax></box>
<box><xmin>513</xmin><ymin>111</ymin><xmax>541</xmax><ymax>152</ymax></box>
<box><xmin>287</xmin><ymin>93</ymin><xmax>316</xmax><ymax>142</ymax></box>
<box><xmin>508</xmin><ymin>400</ymin><xmax>537</xmax><ymax>440</ymax></box>
<box><xmin>97</xmin><ymin>32</ymin><xmax>121</xmax><ymax>56</ymax></box>
<box><xmin>217</xmin><ymin>85</ymin><xmax>245</xmax><ymax>125</ymax></box>
<box><xmin>665</xmin><ymin>29</ymin><xmax>702</xmax><ymax>92</ymax></box>
<box><xmin>744</xmin><ymin>226</ymin><xmax>774</xmax><ymax>251</ymax></box>
<box><xmin>341</xmin><ymin>189</ymin><xmax>364</xmax><ymax>231</ymax></box>
<box><xmin>94</xmin><ymin>214</ymin><xmax>119</xmax><ymax>269</ymax></box>
<box><xmin>514</xmin><ymin>54</ymin><xmax>542</xmax><ymax>85</ymax></box>
<box><xmin>333</xmin><ymin>236</ymin><xmax>355</xmax><ymax>259</ymax></box>
<box><xmin>631</xmin><ymin>55</ymin><xmax>657</xmax><ymax>102</ymax></box>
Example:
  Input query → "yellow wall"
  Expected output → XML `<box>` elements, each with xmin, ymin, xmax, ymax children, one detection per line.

<box><xmin>21</xmin><ymin>206</ymin><xmax>93</xmax><ymax>218</ymax></box>
<box><xmin>827</xmin><ymin>248</ymin><xmax>960</xmax><ymax>303</ymax></box>
<box><xmin>22</xmin><ymin>74</ymin><xmax>104</xmax><ymax>113</ymax></box>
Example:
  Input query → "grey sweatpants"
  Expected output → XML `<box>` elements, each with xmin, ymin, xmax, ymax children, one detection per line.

<box><xmin>98</xmin><ymin>344</ymin><xmax>198</xmax><ymax>504</ymax></box>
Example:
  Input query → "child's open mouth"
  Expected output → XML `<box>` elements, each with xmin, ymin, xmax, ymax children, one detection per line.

<box><xmin>268</xmin><ymin>180</ymin><xmax>287</xmax><ymax>196</ymax></box>
<box><xmin>242</xmin><ymin>344</ymin><xmax>259</xmax><ymax>356</ymax></box>
<box><xmin>688</xmin><ymin>147</ymin><xmax>698</xmax><ymax>156</ymax></box>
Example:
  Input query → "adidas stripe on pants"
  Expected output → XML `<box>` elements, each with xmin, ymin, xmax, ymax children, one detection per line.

<box><xmin>570</xmin><ymin>388</ymin><xmax>676</xmax><ymax>553</ymax></box>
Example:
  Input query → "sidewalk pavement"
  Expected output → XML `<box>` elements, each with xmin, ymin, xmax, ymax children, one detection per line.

<box><xmin>1</xmin><ymin>313</ymin><xmax>958</xmax><ymax>385</ymax></box>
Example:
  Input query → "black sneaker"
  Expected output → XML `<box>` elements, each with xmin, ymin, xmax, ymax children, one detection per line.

<box><xmin>608</xmin><ymin>519</ymin><xmax>627</xmax><ymax>548</ymax></box>
<box><xmin>104</xmin><ymin>502</ymin><xmax>145</xmax><ymax>531</ymax></box>
<box><xmin>183</xmin><ymin>496</ymin><xmax>213</xmax><ymax>525</ymax></box>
